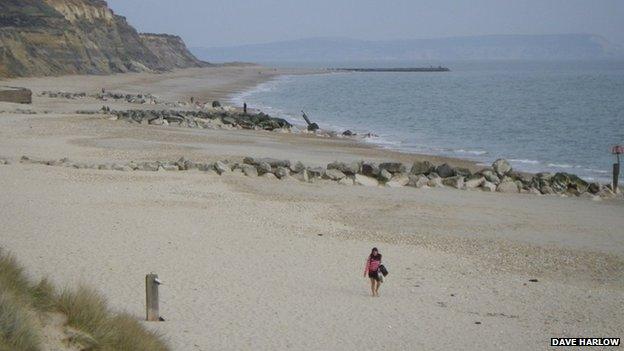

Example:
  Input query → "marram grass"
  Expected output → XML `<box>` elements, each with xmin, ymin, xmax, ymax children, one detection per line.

<box><xmin>0</xmin><ymin>249</ymin><xmax>169</xmax><ymax>351</ymax></box>
<box><xmin>0</xmin><ymin>291</ymin><xmax>41</xmax><ymax>351</ymax></box>
<box><xmin>0</xmin><ymin>250</ymin><xmax>42</xmax><ymax>351</ymax></box>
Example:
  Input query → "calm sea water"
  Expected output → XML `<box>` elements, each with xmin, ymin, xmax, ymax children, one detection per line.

<box><xmin>231</xmin><ymin>61</ymin><xmax>624</xmax><ymax>181</ymax></box>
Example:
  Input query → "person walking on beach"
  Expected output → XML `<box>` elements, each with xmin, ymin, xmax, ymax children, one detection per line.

<box><xmin>243</xmin><ymin>102</ymin><xmax>247</xmax><ymax>114</ymax></box>
<box><xmin>364</xmin><ymin>247</ymin><xmax>383</xmax><ymax>297</ymax></box>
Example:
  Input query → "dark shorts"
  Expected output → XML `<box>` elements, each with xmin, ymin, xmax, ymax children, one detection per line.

<box><xmin>368</xmin><ymin>271</ymin><xmax>381</xmax><ymax>281</ymax></box>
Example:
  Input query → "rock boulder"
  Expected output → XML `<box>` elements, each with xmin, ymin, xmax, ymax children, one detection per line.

<box><xmin>256</xmin><ymin>162</ymin><xmax>272</xmax><ymax>175</ymax></box>
<box><xmin>214</xmin><ymin>161</ymin><xmax>231</xmax><ymax>175</ymax></box>
<box><xmin>137</xmin><ymin>162</ymin><xmax>159</xmax><ymax>172</ymax></box>
<box><xmin>588</xmin><ymin>182</ymin><xmax>601</xmax><ymax>194</ymax></box>
<box><xmin>454</xmin><ymin>167</ymin><xmax>472</xmax><ymax>177</ymax></box>
<box><xmin>244</xmin><ymin>157</ymin><xmax>290</xmax><ymax>168</ymax></box>
<box><xmin>480</xmin><ymin>170</ymin><xmax>501</xmax><ymax>184</ymax></box>
<box><xmin>290</xmin><ymin>161</ymin><xmax>306</xmax><ymax>173</ymax></box>
<box><xmin>410</xmin><ymin>160</ymin><xmax>434</xmax><ymax>175</ymax></box>
<box><xmin>408</xmin><ymin>174</ymin><xmax>429</xmax><ymax>188</ymax></box>
<box><xmin>308</xmin><ymin>167</ymin><xmax>325</xmax><ymax>179</ymax></box>
<box><xmin>379</xmin><ymin>169</ymin><xmax>393</xmax><ymax>182</ymax></box>
<box><xmin>275</xmin><ymin>167</ymin><xmax>290</xmax><ymax>179</ymax></box>
<box><xmin>338</xmin><ymin>177</ymin><xmax>354</xmax><ymax>185</ymax></box>
<box><xmin>360</xmin><ymin>162</ymin><xmax>380</xmax><ymax>177</ymax></box>
<box><xmin>492</xmin><ymin>159</ymin><xmax>512</xmax><ymax>177</ymax></box>
<box><xmin>497</xmin><ymin>181</ymin><xmax>520</xmax><ymax>193</ymax></box>
<box><xmin>324</xmin><ymin>168</ymin><xmax>346</xmax><ymax>181</ymax></box>
<box><xmin>442</xmin><ymin>175</ymin><xmax>465</xmax><ymax>189</ymax></box>
<box><xmin>435</xmin><ymin>163</ymin><xmax>455</xmax><ymax>178</ymax></box>
<box><xmin>241</xmin><ymin>164</ymin><xmax>258</xmax><ymax>177</ymax></box>
<box><xmin>379</xmin><ymin>162</ymin><xmax>406</xmax><ymax>174</ymax></box>
<box><xmin>481</xmin><ymin>181</ymin><xmax>497</xmax><ymax>192</ymax></box>
<box><xmin>427</xmin><ymin>174</ymin><xmax>443</xmax><ymax>187</ymax></box>
<box><xmin>465</xmin><ymin>176</ymin><xmax>485</xmax><ymax>189</ymax></box>
<box><xmin>386</xmin><ymin>174</ymin><xmax>410</xmax><ymax>188</ymax></box>
<box><xmin>327</xmin><ymin>161</ymin><xmax>360</xmax><ymax>175</ymax></box>
<box><xmin>354</xmin><ymin>174</ymin><xmax>379</xmax><ymax>187</ymax></box>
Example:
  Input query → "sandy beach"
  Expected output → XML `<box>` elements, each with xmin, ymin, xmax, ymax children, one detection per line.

<box><xmin>1</xmin><ymin>66</ymin><xmax>623</xmax><ymax>350</ymax></box>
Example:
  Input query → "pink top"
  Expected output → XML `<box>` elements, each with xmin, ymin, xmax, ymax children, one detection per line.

<box><xmin>364</xmin><ymin>257</ymin><xmax>381</xmax><ymax>275</ymax></box>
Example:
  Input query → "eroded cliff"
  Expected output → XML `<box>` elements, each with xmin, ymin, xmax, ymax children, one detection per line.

<box><xmin>0</xmin><ymin>0</ymin><xmax>207</xmax><ymax>78</ymax></box>
<box><xmin>140</xmin><ymin>33</ymin><xmax>206</xmax><ymax>70</ymax></box>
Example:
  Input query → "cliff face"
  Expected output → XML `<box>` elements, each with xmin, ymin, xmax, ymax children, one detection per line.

<box><xmin>140</xmin><ymin>33</ymin><xmax>206</xmax><ymax>70</ymax></box>
<box><xmin>0</xmin><ymin>0</ymin><xmax>207</xmax><ymax>78</ymax></box>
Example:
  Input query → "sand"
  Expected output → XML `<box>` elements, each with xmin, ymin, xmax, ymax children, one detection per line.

<box><xmin>0</xmin><ymin>67</ymin><xmax>622</xmax><ymax>350</ymax></box>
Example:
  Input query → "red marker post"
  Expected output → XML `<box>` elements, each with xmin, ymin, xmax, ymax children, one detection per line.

<box><xmin>612</xmin><ymin>145</ymin><xmax>623</xmax><ymax>193</ymax></box>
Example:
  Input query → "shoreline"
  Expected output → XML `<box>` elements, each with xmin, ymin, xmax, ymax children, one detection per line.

<box><xmin>225</xmin><ymin>71</ymin><xmax>490</xmax><ymax>171</ymax></box>
<box><xmin>1</xmin><ymin>65</ymin><xmax>617</xmax><ymax>187</ymax></box>
<box><xmin>1</xmin><ymin>65</ymin><xmax>617</xmax><ymax>184</ymax></box>
<box><xmin>225</xmin><ymin>71</ymin><xmax>609</xmax><ymax>182</ymax></box>
<box><xmin>0</xmin><ymin>66</ymin><xmax>487</xmax><ymax>172</ymax></box>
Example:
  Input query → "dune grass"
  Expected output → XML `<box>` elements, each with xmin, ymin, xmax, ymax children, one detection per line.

<box><xmin>57</xmin><ymin>286</ymin><xmax>168</xmax><ymax>351</ymax></box>
<box><xmin>0</xmin><ymin>250</ymin><xmax>42</xmax><ymax>351</ymax></box>
<box><xmin>0</xmin><ymin>249</ymin><xmax>169</xmax><ymax>351</ymax></box>
<box><xmin>0</xmin><ymin>291</ymin><xmax>41</xmax><ymax>351</ymax></box>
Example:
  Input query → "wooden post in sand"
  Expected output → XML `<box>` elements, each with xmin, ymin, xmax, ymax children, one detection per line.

<box><xmin>146</xmin><ymin>273</ymin><xmax>160</xmax><ymax>321</ymax></box>
<box><xmin>613</xmin><ymin>156</ymin><xmax>620</xmax><ymax>194</ymax></box>
<box><xmin>612</xmin><ymin>146</ymin><xmax>623</xmax><ymax>194</ymax></box>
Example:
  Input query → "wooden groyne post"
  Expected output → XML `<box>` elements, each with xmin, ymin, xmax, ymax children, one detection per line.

<box><xmin>146</xmin><ymin>273</ymin><xmax>161</xmax><ymax>321</ymax></box>
<box><xmin>613</xmin><ymin>145</ymin><xmax>622</xmax><ymax>194</ymax></box>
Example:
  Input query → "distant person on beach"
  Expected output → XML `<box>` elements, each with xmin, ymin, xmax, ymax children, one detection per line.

<box><xmin>364</xmin><ymin>247</ymin><xmax>383</xmax><ymax>297</ymax></box>
<box><xmin>243</xmin><ymin>102</ymin><xmax>247</xmax><ymax>114</ymax></box>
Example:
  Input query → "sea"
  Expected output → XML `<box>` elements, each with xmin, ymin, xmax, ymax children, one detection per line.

<box><xmin>231</xmin><ymin>60</ymin><xmax>624</xmax><ymax>182</ymax></box>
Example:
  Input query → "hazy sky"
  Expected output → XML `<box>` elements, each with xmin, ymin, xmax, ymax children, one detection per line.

<box><xmin>106</xmin><ymin>0</ymin><xmax>624</xmax><ymax>48</ymax></box>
